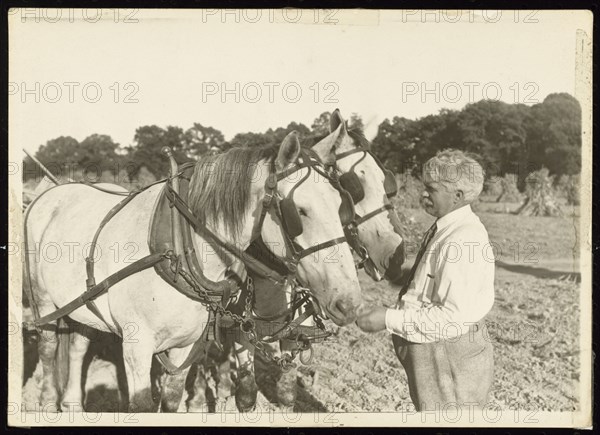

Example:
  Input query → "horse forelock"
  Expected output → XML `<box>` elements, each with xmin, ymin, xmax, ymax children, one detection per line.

<box><xmin>299</xmin><ymin>146</ymin><xmax>324</xmax><ymax>165</ymax></box>
<box><xmin>188</xmin><ymin>146</ymin><xmax>276</xmax><ymax>238</ymax></box>
<box><xmin>347</xmin><ymin>127</ymin><xmax>371</xmax><ymax>151</ymax></box>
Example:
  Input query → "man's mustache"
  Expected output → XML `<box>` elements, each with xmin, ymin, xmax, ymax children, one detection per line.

<box><xmin>420</xmin><ymin>197</ymin><xmax>433</xmax><ymax>207</ymax></box>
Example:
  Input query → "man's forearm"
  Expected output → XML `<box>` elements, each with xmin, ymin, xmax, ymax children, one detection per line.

<box><xmin>385</xmin><ymin>305</ymin><xmax>460</xmax><ymax>343</ymax></box>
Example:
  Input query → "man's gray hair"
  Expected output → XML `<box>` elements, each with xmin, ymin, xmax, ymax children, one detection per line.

<box><xmin>423</xmin><ymin>149</ymin><xmax>485</xmax><ymax>202</ymax></box>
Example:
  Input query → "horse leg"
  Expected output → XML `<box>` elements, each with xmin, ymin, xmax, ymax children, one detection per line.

<box><xmin>122</xmin><ymin>336</ymin><xmax>157</xmax><ymax>412</ymax></box>
<box><xmin>215</xmin><ymin>344</ymin><xmax>234</xmax><ymax>405</ymax></box>
<box><xmin>233</xmin><ymin>341</ymin><xmax>258</xmax><ymax>412</ymax></box>
<box><xmin>275</xmin><ymin>340</ymin><xmax>298</xmax><ymax>407</ymax></box>
<box><xmin>254</xmin><ymin>341</ymin><xmax>297</xmax><ymax>407</ymax></box>
<box><xmin>158</xmin><ymin>345</ymin><xmax>193</xmax><ymax>413</ymax></box>
<box><xmin>187</xmin><ymin>362</ymin><xmax>210</xmax><ymax>412</ymax></box>
<box><xmin>188</xmin><ymin>341</ymin><xmax>233</xmax><ymax>412</ymax></box>
<box><xmin>60</xmin><ymin>326</ymin><xmax>91</xmax><ymax>411</ymax></box>
<box><xmin>37</xmin><ymin>323</ymin><xmax>60</xmax><ymax>409</ymax></box>
<box><xmin>35</xmin><ymin>293</ymin><xmax>61</xmax><ymax>409</ymax></box>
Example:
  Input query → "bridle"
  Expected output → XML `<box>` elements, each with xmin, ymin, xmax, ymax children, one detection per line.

<box><xmin>336</xmin><ymin>148</ymin><xmax>397</xmax><ymax>223</ymax></box>
<box><xmin>252</xmin><ymin>148</ymin><xmax>354</xmax><ymax>278</ymax></box>
<box><xmin>328</xmin><ymin>147</ymin><xmax>399</xmax><ymax>275</ymax></box>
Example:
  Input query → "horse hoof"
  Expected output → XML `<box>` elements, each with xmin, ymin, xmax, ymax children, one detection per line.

<box><xmin>235</xmin><ymin>371</ymin><xmax>257</xmax><ymax>412</ymax></box>
<box><xmin>276</xmin><ymin>369</ymin><xmax>297</xmax><ymax>407</ymax></box>
<box><xmin>60</xmin><ymin>400</ymin><xmax>84</xmax><ymax>413</ymax></box>
<box><xmin>40</xmin><ymin>389</ymin><xmax>59</xmax><ymax>411</ymax></box>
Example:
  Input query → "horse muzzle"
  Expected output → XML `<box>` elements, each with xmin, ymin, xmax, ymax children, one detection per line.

<box><xmin>326</xmin><ymin>295</ymin><xmax>360</xmax><ymax>326</ymax></box>
<box><xmin>383</xmin><ymin>242</ymin><xmax>405</xmax><ymax>284</ymax></box>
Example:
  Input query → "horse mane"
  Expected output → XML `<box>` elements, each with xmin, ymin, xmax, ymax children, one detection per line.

<box><xmin>188</xmin><ymin>146</ymin><xmax>277</xmax><ymax>238</ymax></box>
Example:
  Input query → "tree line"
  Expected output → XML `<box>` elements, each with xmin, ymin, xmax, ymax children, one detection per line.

<box><xmin>373</xmin><ymin>93</ymin><xmax>581</xmax><ymax>189</ymax></box>
<box><xmin>23</xmin><ymin>93</ymin><xmax>581</xmax><ymax>192</ymax></box>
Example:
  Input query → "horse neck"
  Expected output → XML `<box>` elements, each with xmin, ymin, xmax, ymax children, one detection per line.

<box><xmin>189</xmin><ymin>220</ymin><xmax>253</xmax><ymax>282</ymax></box>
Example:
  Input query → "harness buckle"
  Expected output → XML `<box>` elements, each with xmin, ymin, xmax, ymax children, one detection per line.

<box><xmin>346</xmin><ymin>222</ymin><xmax>359</xmax><ymax>239</ymax></box>
<box><xmin>167</xmin><ymin>253</ymin><xmax>181</xmax><ymax>282</ymax></box>
<box><xmin>279</xmin><ymin>353</ymin><xmax>296</xmax><ymax>372</ymax></box>
<box><xmin>356</xmin><ymin>246</ymin><xmax>369</xmax><ymax>269</ymax></box>
<box><xmin>295</xmin><ymin>333</ymin><xmax>311</xmax><ymax>351</ymax></box>
<box><xmin>240</xmin><ymin>318</ymin><xmax>255</xmax><ymax>334</ymax></box>
<box><xmin>283</xmin><ymin>260</ymin><xmax>297</xmax><ymax>274</ymax></box>
<box><xmin>262</xmin><ymin>190</ymin><xmax>274</xmax><ymax>206</ymax></box>
<box><xmin>299</xmin><ymin>342</ymin><xmax>314</xmax><ymax>365</ymax></box>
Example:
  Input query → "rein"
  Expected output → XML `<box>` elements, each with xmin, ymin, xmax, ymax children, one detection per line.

<box><xmin>253</xmin><ymin>150</ymin><xmax>348</xmax><ymax>270</ymax></box>
<box><xmin>22</xmin><ymin>148</ymin><xmax>338</xmax><ymax>373</ymax></box>
<box><xmin>160</xmin><ymin>149</ymin><xmax>342</xmax><ymax>371</ymax></box>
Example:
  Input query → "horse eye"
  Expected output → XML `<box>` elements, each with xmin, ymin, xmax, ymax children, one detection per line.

<box><xmin>298</xmin><ymin>208</ymin><xmax>308</xmax><ymax>217</ymax></box>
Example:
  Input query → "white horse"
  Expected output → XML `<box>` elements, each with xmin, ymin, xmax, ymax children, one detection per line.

<box><xmin>187</xmin><ymin>110</ymin><xmax>407</xmax><ymax>409</ymax></box>
<box><xmin>24</xmin><ymin>132</ymin><xmax>362</xmax><ymax>412</ymax></box>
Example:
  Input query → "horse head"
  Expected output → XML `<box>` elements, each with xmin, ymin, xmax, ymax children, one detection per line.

<box><xmin>188</xmin><ymin>131</ymin><xmax>362</xmax><ymax>326</ymax></box>
<box><xmin>312</xmin><ymin>109</ymin><xmax>405</xmax><ymax>283</ymax></box>
<box><xmin>258</xmin><ymin>131</ymin><xmax>362</xmax><ymax>325</ymax></box>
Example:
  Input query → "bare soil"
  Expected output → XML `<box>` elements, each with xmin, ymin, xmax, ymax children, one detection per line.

<box><xmin>21</xmin><ymin>204</ymin><xmax>582</xmax><ymax>413</ymax></box>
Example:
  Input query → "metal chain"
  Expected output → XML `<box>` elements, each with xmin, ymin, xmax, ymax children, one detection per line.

<box><xmin>164</xmin><ymin>251</ymin><xmax>328</xmax><ymax>371</ymax></box>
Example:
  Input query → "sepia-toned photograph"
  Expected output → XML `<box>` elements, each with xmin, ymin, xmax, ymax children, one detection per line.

<box><xmin>7</xmin><ymin>8</ymin><xmax>592</xmax><ymax>427</ymax></box>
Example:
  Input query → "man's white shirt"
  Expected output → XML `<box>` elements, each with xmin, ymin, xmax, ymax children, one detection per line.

<box><xmin>385</xmin><ymin>204</ymin><xmax>495</xmax><ymax>343</ymax></box>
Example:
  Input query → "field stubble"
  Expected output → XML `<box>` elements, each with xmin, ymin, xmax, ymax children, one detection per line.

<box><xmin>21</xmin><ymin>203</ymin><xmax>582</xmax><ymax>413</ymax></box>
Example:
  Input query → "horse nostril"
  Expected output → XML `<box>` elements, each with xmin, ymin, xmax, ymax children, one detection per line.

<box><xmin>335</xmin><ymin>298</ymin><xmax>353</xmax><ymax>315</ymax></box>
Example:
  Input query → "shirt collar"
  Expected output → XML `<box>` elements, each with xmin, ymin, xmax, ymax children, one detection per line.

<box><xmin>435</xmin><ymin>204</ymin><xmax>473</xmax><ymax>231</ymax></box>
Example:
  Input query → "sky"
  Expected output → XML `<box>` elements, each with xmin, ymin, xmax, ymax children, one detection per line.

<box><xmin>8</xmin><ymin>9</ymin><xmax>592</xmax><ymax>154</ymax></box>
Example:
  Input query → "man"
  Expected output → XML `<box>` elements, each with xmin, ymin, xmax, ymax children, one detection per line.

<box><xmin>357</xmin><ymin>149</ymin><xmax>495</xmax><ymax>411</ymax></box>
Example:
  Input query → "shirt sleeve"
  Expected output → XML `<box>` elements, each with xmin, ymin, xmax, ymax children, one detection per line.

<box><xmin>385</xmin><ymin>226</ymin><xmax>495</xmax><ymax>343</ymax></box>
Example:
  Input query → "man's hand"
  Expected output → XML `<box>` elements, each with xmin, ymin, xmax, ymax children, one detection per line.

<box><xmin>356</xmin><ymin>306</ymin><xmax>387</xmax><ymax>332</ymax></box>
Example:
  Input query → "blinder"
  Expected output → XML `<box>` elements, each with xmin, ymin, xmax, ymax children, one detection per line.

<box><xmin>339</xmin><ymin>172</ymin><xmax>365</xmax><ymax>204</ymax></box>
<box><xmin>316</xmin><ymin>138</ymin><xmax>400</xmax><ymax>281</ymax></box>
<box><xmin>339</xmin><ymin>190</ymin><xmax>355</xmax><ymax>226</ymax></box>
<box><xmin>383</xmin><ymin>169</ymin><xmax>398</xmax><ymax>198</ymax></box>
<box><xmin>280</xmin><ymin>196</ymin><xmax>303</xmax><ymax>239</ymax></box>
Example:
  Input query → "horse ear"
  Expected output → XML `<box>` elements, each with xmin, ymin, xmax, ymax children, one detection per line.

<box><xmin>329</xmin><ymin>109</ymin><xmax>347</xmax><ymax>133</ymax></box>
<box><xmin>276</xmin><ymin>131</ymin><xmax>301</xmax><ymax>170</ymax></box>
<box><xmin>312</xmin><ymin>123</ymin><xmax>344</xmax><ymax>165</ymax></box>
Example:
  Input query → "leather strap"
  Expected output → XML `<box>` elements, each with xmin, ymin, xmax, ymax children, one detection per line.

<box><xmin>165</xmin><ymin>184</ymin><xmax>289</xmax><ymax>284</ymax></box>
<box><xmin>297</xmin><ymin>236</ymin><xmax>348</xmax><ymax>259</ymax></box>
<box><xmin>258</xmin><ymin>303</ymin><xmax>329</xmax><ymax>344</ymax></box>
<box><xmin>33</xmin><ymin>253</ymin><xmax>166</xmax><ymax>328</ymax></box>
<box><xmin>252</xmin><ymin>293</ymin><xmax>310</xmax><ymax>323</ymax></box>
<box><xmin>86</xmin><ymin>192</ymin><xmax>142</xmax><ymax>290</ymax></box>
<box><xmin>354</xmin><ymin>203</ymin><xmax>395</xmax><ymax>226</ymax></box>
